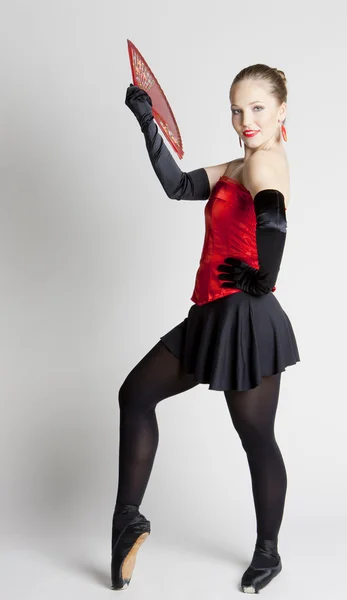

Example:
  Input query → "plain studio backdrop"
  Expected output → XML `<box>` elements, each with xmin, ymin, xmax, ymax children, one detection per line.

<box><xmin>0</xmin><ymin>1</ymin><xmax>346</xmax><ymax>598</ymax></box>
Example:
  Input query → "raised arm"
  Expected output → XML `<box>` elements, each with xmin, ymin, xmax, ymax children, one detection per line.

<box><xmin>125</xmin><ymin>84</ymin><xmax>230</xmax><ymax>201</ymax></box>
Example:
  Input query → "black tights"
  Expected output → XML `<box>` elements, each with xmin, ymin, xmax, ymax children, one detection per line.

<box><xmin>116</xmin><ymin>340</ymin><xmax>286</xmax><ymax>542</ymax></box>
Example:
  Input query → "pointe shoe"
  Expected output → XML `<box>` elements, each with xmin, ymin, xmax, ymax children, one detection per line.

<box><xmin>111</xmin><ymin>510</ymin><xmax>151</xmax><ymax>590</ymax></box>
<box><xmin>241</xmin><ymin>555</ymin><xmax>282</xmax><ymax>594</ymax></box>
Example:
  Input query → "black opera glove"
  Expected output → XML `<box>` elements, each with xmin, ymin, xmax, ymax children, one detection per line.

<box><xmin>125</xmin><ymin>84</ymin><xmax>154</xmax><ymax>127</ymax></box>
<box><xmin>217</xmin><ymin>189</ymin><xmax>287</xmax><ymax>296</ymax></box>
<box><xmin>125</xmin><ymin>84</ymin><xmax>210</xmax><ymax>201</ymax></box>
<box><xmin>217</xmin><ymin>258</ymin><xmax>270</xmax><ymax>295</ymax></box>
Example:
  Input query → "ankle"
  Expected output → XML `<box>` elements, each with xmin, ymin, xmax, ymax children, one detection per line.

<box><xmin>114</xmin><ymin>503</ymin><xmax>139</xmax><ymax>515</ymax></box>
<box><xmin>249</xmin><ymin>537</ymin><xmax>280</xmax><ymax>569</ymax></box>
<box><xmin>257</xmin><ymin>537</ymin><xmax>278</xmax><ymax>549</ymax></box>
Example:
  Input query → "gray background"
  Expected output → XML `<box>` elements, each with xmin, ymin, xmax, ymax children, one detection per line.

<box><xmin>1</xmin><ymin>0</ymin><xmax>346</xmax><ymax>597</ymax></box>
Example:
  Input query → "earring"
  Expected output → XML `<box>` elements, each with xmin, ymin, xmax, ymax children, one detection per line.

<box><xmin>239</xmin><ymin>136</ymin><xmax>242</xmax><ymax>147</ymax></box>
<box><xmin>281</xmin><ymin>123</ymin><xmax>287</xmax><ymax>142</ymax></box>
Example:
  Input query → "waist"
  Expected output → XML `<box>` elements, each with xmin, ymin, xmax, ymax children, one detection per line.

<box><xmin>190</xmin><ymin>258</ymin><xmax>243</xmax><ymax>305</ymax></box>
<box><xmin>191</xmin><ymin>255</ymin><xmax>275</xmax><ymax>306</ymax></box>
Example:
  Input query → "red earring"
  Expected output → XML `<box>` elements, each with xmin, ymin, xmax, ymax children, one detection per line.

<box><xmin>281</xmin><ymin>123</ymin><xmax>287</xmax><ymax>142</ymax></box>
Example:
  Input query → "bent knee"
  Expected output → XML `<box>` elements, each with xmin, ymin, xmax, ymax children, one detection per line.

<box><xmin>118</xmin><ymin>380</ymin><xmax>156</xmax><ymax>414</ymax></box>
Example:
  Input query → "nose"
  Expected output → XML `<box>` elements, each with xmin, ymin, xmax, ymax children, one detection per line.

<box><xmin>241</xmin><ymin>111</ymin><xmax>256</xmax><ymax>129</ymax></box>
<box><xmin>242</xmin><ymin>119</ymin><xmax>255</xmax><ymax>129</ymax></box>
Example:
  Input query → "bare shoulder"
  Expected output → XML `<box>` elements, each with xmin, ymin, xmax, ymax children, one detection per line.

<box><xmin>243</xmin><ymin>150</ymin><xmax>290</xmax><ymax>209</ymax></box>
<box><xmin>203</xmin><ymin>160</ymin><xmax>233</xmax><ymax>192</ymax></box>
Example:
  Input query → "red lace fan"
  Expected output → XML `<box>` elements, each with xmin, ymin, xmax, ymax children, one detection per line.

<box><xmin>127</xmin><ymin>39</ymin><xmax>184</xmax><ymax>159</ymax></box>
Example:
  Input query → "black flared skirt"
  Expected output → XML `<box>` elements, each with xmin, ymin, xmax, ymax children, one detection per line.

<box><xmin>160</xmin><ymin>291</ymin><xmax>300</xmax><ymax>392</ymax></box>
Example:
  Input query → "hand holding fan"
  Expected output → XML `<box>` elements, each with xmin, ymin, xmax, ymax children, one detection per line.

<box><xmin>127</xmin><ymin>39</ymin><xmax>184</xmax><ymax>159</ymax></box>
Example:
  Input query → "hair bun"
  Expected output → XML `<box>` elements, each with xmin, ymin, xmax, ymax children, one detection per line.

<box><xmin>274</xmin><ymin>68</ymin><xmax>286</xmax><ymax>82</ymax></box>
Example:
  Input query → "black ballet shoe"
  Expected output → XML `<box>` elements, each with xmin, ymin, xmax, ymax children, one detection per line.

<box><xmin>111</xmin><ymin>507</ymin><xmax>151</xmax><ymax>590</ymax></box>
<box><xmin>241</xmin><ymin>556</ymin><xmax>282</xmax><ymax>593</ymax></box>
<box><xmin>241</xmin><ymin>539</ymin><xmax>282</xmax><ymax>594</ymax></box>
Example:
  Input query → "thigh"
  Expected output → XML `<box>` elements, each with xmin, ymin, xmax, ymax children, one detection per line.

<box><xmin>119</xmin><ymin>340</ymin><xmax>199</xmax><ymax>410</ymax></box>
<box><xmin>223</xmin><ymin>373</ymin><xmax>282</xmax><ymax>441</ymax></box>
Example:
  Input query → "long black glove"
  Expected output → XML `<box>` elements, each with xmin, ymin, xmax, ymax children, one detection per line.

<box><xmin>217</xmin><ymin>189</ymin><xmax>287</xmax><ymax>295</ymax></box>
<box><xmin>125</xmin><ymin>84</ymin><xmax>210</xmax><ymax>201</ymax></box>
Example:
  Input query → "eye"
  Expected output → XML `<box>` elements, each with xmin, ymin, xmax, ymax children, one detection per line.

<box><xmin>231</xmin><ymin>106</ymin><xmax>263</xmax><ymax>115</ymax></box>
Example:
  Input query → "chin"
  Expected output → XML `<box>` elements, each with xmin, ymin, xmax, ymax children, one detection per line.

<box><xmin>246</xmin><ymin>138</ymin><xmax>262</xmax><ymax>147</ymax></box>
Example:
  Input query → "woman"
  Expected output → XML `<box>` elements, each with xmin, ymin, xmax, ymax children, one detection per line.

<box><xmin>111</xmin><ymin>64</ymin><xmax>300</xmax><ymax>594</ymax></box>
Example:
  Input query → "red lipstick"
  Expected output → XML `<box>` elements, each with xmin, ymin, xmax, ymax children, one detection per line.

<box><xmin>243</xmin><ymin>130</ymin><xmax>260</xmax><ymax>137</ymax></box>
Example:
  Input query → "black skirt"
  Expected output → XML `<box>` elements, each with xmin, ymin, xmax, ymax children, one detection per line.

<box><xmin>160</xmin><ymin>291</ymin><xmax>300</xmax><ymax>391</ymax></box>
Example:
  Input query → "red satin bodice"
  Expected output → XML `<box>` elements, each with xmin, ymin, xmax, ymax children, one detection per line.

<box><xmin>190</xmin><ymin>176</ymin><xmax>276</xmax><ymax>306</ymax></box>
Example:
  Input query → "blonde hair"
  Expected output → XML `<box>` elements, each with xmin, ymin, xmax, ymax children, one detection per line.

<box><xmin>230</xmin><ymin>64</ymin><xmax>288</xmax><ymax>176</ymax></box>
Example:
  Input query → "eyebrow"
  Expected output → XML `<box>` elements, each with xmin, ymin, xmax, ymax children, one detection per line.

<box><xmin>231</xmin><ymin>101</ymin><xmax>263</xmax><ymax>107</ymax></box>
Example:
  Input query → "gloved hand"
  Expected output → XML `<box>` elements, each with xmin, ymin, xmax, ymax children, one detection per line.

<box><xmin>217</xmin><ymin>189</ymin><xmax>287</xmax><ymax>296</ymax></box>
<box><xmin>125</xmin><ymin>84</ymin><xmax>153</xmax><ymax>128</ymax></box>
<box><xmin>124</xmin><ymin>84</ymin><xmax>210</xmax><ymax>201</ymax></box>
<box><xmin>217</xmin><ymin>258</ymin><xmax>270</xmax><ymax>295</ymax></box>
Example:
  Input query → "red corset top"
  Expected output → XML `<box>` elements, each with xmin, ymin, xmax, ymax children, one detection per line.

<box><xmin>190</xmin><ymin>176</ymin><xmax>277</xmax><ymax>306</ymax></box>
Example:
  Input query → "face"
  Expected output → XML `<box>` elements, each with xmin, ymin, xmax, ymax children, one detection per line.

<box><xmin>230</xmin><ymin>79</ymin><xmax>286</xmax><ymax>148</ymax></box>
